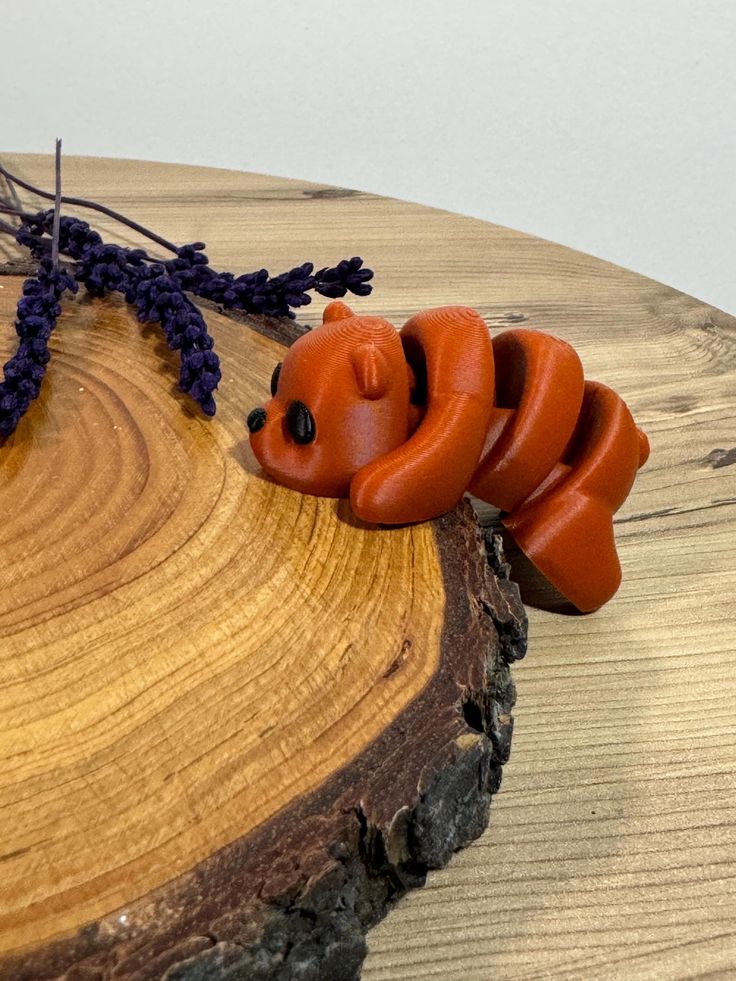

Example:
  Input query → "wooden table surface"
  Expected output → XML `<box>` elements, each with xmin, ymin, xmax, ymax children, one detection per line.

<box><xmin>2</xmin><ymin>154</ymin><xmax>735</xmax><ymax>981</ymax></box>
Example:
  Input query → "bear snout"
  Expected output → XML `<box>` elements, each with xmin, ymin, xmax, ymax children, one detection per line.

<box><xmin>246</xmin><ymin>407</ymin><xmax>267</xmax><ymax>433</ymax></box>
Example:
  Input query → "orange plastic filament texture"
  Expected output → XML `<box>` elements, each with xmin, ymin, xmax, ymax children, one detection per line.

<box><xmin>247</xmin><ymin>301</ymin><xmax>649</xmax><ymax>612</ymax></box>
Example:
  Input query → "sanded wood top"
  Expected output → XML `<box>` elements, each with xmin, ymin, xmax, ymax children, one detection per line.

<box><xmin>0</xmin><ymin>282</ymin><xmax>451</xmax><ymax>954</ymax></box>
<box><xmin>1</xmin><ymin>154</ymin><xmax>735</xmax><ymax>981</ymax></box>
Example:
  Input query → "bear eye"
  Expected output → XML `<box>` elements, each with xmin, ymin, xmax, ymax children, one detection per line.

<box><xmin>270</xmin><ymin>362</ymin><xmax>282</xmax><ymax>396</ymax></box>
<box><xmin>285</xmin><ymin>400</ymin><xmax>316</xmax><ymax>444</ymax></box>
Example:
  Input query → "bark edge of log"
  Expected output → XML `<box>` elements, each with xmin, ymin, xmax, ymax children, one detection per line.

<box><xmin>159</xmin><ymin>506</ymin><xmax>527</xmax><ymax>981</ymax></box>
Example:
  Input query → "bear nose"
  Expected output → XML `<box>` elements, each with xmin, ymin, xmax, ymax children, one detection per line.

<box><xmin>246</xmin><ymin>407</ymin><xmax>267</xmax><ymax>433</ymax></box>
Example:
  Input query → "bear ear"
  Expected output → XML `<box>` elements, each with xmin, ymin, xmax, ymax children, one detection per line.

<box><xmin>351</xmin><ymin>342</ymin><xmax>391</xmax><ymax>400</ymax></box>
<box><xmin>322</xmin><ymin>300</ymin><xmax>355</xmax><ymax>324</ymax></box>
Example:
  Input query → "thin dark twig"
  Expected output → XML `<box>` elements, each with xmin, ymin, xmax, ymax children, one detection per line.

<box><xmin>0</xmin><ymin>159</ymin><xmax>179</xmax><ymax>254</ymax></box>
<box><xmin>0</xmin><ymin>217</ymin><xmax>21</xmax><ymax>236</ymax></box>
<box><xmin>51</xmin><ymin>140</ymin><xmax>62</xmax><ymax>267</ymax></box>
<box><xmin>0</xmin><ymin>201</ymin><xmax>39</xmax><ymax>221</ymax></box>
<box><xmin>1</xmin><ymin>172</ymin><xmax>22</xmax><ymax>211</ymax></box>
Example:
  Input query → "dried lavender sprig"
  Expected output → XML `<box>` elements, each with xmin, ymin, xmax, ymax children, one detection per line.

<box><xmin>128</xmin><ymin>264</ymin><xmax>221</xmax><ymax>416</ymax></box>
<box><xmin>163</xmin><ymin>245</ymin><xmax>373</xmax><ymax>320</ymax></box>
<box><xmin>1</xmin><ymin>150</ymin><xmax>77</xmax><ymax>438</ymax></box>
<box><xmin>0</xmin><ymin>262</ymin><xmax>78</xmax><ymax>437</ymax></box>
<box><xmin>63</xmin><ymin>221</ymin><xmax>222</xmax><ymax>415</ymax></box>
<box><xmin>313</xmin><ymin>256</ymin><xmax>374</xmax><ymax>299</ymax></box>
<box><xmin>0</xmin><ymin>140</ymin><xmax>77</xmax><ymax>436</ymax></box>
<box><xmin>19</xmin><ymin>211</ymin><xmax>374</xmax><ymax>320</ymax></box>
<box><xmin>0</xmin><ymin>164</ymin><xmax>377</xmax><ymax>309</ymax></box>
<box><xmin>2</xmin><ymin>159</ymin><xmax>376</xmax><ymax>429</ymax></box>
<box><xmin>0</xmin><ymin>159</ymin><xmax>178</xmax><ymax>254</ymax></box>
<box><xmin>51</xmin><ymin>140</ymin><xmax>62</xmax><ymax>268</ymax></box>
<box><xmin>16</xmin><ymin>212</ymin><xmax>222</xmax><ymax>416</ymax></box>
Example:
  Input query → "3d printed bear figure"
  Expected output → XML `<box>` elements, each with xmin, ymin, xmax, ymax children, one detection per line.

<box><xmin>247</xmin><ymin>301</ymin><xmax>650</xmax><ymax>612</ymax></box>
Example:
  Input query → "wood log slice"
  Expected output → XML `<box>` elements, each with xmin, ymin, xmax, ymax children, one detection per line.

<box><xmin>7</xmin><ymin>152</ymin><xmax>733</xmax><ymax>981</ymax></box>
<box><xmin>0</xmin><ymin>271</ymin><xmax>526</xmax><ymax>981</ymax></box>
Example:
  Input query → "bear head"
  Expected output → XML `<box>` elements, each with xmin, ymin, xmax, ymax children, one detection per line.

<box><xmin>247</xmin><ymin>301</ymin><xmax>414</xmax><ymax>498</ymax></box>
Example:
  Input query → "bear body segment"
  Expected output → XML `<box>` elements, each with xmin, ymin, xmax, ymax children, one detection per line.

<box><xmin>247</xmin><ymin>302</ymin><xmax>649</xmax><ymax>611</ymax></box>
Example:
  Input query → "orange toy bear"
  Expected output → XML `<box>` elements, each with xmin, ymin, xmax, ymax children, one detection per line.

<box><xmin>247</xmin><ymin>301</ymin><xmax>649</xmax><ymax>612</ymax></box>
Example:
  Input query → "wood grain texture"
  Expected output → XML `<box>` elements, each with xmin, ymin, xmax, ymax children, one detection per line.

<box><xmin>0</xmin><ymin>155</ymin><xmax>527</xmax><ymax>980</ymax></box>
<box><xmin>2</xmin><ymin>154</ymin><xmax>735</xmax><ymax>981</ymax></box>
<box><xmin>0</xmin><ymin>271</ymin><xmax>527</xmax><ymax>981</ymax></box>
<box><xmin>0</xmin><ymin>276</ymin><xmax>447</xmax><ymax>940</ymax></box>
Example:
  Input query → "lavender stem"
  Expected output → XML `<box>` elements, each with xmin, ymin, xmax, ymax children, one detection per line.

<box><xmin>0</xmin><ymin>159</ymin><xmax>178</xmax><ymax>254</ymax></box>
<box><xmin>51</xmin><ymin>140</ymin><xmax>62</xmax><ymax>268</ymax></box>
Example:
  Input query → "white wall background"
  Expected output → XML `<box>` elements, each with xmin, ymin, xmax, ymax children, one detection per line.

<box><xmin>3</xmin><ymin>0</ymin><xmax>735</xmax><ymax>313</ymax></box>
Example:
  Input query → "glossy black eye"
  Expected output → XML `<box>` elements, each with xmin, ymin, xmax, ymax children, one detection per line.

<box><xmin>285</xmin><ymin>400</ymin><xmax>316</xmax><ymax>444</ymax></box>
<box><xmin>246</xmin><ymin>407</ymin><xmax>267</xmax><ymax>433</ymax></box>
<box><xmin>270</xmin><ymin>362</ymin><xmax>282</xmax><ymax>397</ymax></box>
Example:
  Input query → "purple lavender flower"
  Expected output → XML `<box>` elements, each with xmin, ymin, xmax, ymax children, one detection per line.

<box><xmin>164</xmin><ymin>246</ymin><xmax>373</xmax><ymax>319</ymax></box>
<box><xmin>0</xmin><ymin>259</ymin><xmax>78</xmax><ymax>438</ymax></box>
<box><xmin>314</xmin><ymin>256</ymin><xmax>374</xmax><ymax>299</ymax></box>
<box><xmin>129</xmin><ymin>264</ymin><xmax>221</xmax><ymax>415</ymax></box>
<box><xmin>26</xmin><ymin>210</ymin><xmax>374</xmax><ymax>319</ymax></box>
<box><xmin>18</xmin><ymin>212</ymin><xmax>221</xmax><ymax>417</ymax></box>
<box><xmin>10</xmin><ymin>210</ymin><xmax>374</xmax><ymax>420</ymax></box>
